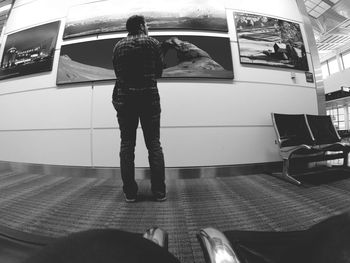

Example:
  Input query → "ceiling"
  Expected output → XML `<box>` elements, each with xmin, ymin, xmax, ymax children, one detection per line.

<box><xmin>305</xmin><ymin>0</ymin><xmax>350</xmax><ymax>61</ymax></box>
<box><xmin>0</xmin><ymin>0</ymin><xmax>11</xmax><ymax>33</ymax></box>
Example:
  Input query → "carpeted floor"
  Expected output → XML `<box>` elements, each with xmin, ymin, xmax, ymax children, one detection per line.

<box><xmin>0</xmin><ymin>169</ymin><xmax>350</xmax><ymax>263</ymax></box>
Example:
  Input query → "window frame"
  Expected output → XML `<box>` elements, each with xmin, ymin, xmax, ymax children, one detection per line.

<box><xmin>341</xmin><ymin>50</ymin><xmax>350</xmax><ymax>70</ymax></box>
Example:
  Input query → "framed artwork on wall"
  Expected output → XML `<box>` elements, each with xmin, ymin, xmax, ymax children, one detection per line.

<box><xmin>0</xmin><ymin>21</ymin><xmax>61</xmax><ymax>80</ymax></box>
<box><xmin>158</xmin><ymin>36</ymin><xmax>233</xmax><ymax>79</ymax></box>
<box><xmin>56</xmin><ymin>35</ymin><xmax>233</xmax><ymax>84</ymax></box>
<box><xmin>234</xmin><ymin>12</ymin><xmax>309</xmax><ymax>71</ymax></box>
<box><xmin>63</xmin><ymin>0</ymin><xmax>228</xmax><ymax>39</ymax></box>
<box><xmin>57</xmin><ymin>39</ymin><xmax>116</xmax><ymax>84</ymax></box>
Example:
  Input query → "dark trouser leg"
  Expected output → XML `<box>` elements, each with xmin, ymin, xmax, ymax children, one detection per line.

<box><xmin>140</xmin><ymin>103</ymin><xmax>166</xmax><ymax>195</ymax></box>
<box><xmin>117</xmin><ymin>108</ymin><xmax>139</xmax><ymax>196</ymax></box>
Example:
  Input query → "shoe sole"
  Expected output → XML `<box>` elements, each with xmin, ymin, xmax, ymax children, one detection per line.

<box><xmin>125</xmin><ymin>198</ymin><xmax>136</xmax><ymax>203</ymax></box>
<box><xmin>124</xmin><ymin>193</ymin><xmax>136</xmax><ymax>203</ymax></box>
<box><xmin>155</xmin><ymin>196</ymin><xmax>167</xmax><ymax>202</ymax></box>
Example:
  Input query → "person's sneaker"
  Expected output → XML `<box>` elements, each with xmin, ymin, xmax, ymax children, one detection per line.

<box><xmin>154</xmin><ymin>192</ymin><xmax>167</xmax><ymax>202</ymax></box>
<box><xmin>124</xmin><ymin>193</ymin><xmax>137</xmax><ymax>203</ymax></box>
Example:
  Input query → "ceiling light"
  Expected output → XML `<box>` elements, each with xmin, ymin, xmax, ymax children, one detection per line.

<box><xmin>319</xmin><ymin>1</ymin><xmax>330</xmax><ymax>9</ymax></box>
<box><xmin>310</xmin><ymin>10</ymin><xmax>322</xmax><ymax>18</ymax></box>
<box><xmin>310</xmin><ymin>0</ymin><xmax>321</xmax><ymax>4</ymax></box>
<box><xmin>314</xmin><ymin>5</ymin><xmax>326</xmax><ymax>13</ymax></box>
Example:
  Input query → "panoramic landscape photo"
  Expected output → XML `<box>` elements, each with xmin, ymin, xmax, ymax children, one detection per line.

<box><xmin>57</xmin><ymin>35</ymin><xmax>233</xmax><ymax>84</ymax></box>
<box><xmin>63</xmin><ymin>0</ymin><xmax>228</xmax><ymax>39</ymax></box>
<box><xmin>234</xmin><ymin>12</ymin><xmax>308</xmax><ymax>71</ymax></box>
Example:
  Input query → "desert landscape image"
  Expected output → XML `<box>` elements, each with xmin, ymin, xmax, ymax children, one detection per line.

<box><xmin>57</xmin><ymin>35</ymin><xmax>233</xmax><ymax>84</ymax></box>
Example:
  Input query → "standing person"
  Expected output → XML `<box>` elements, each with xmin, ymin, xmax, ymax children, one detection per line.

<box><xmin>112</xmin><ymin>15</ymin><xmax>166</xmax><ymax>203</ymax></box>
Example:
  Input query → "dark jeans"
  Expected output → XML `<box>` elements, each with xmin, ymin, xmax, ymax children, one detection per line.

<box><xmin>113</xmin><ymin>95</ymin><xmax>165</xmax><ymax>196</ymax></box>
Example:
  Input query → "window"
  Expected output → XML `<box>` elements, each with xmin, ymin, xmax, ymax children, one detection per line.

<box><xmin>342</xmin><ymin>51</ymin><xmax>350</xmax><ymax>70</ymax></box>
<box><xmin>328</xmin><ymin>58</ymin><xmax>339</xmax><ymax>75</ymax></box>
<box><xmin>338</xmin><ymin>107</ymin><xmax>345</xmax><ymax>130</ymax></box>
<box><xmin>328</xmin><ymin>108</ymin><xmax>338</xmax><ymax>129</ymax></box>
<box><xmin>321</xmin><ymin>62</ymin><xmax>329</xmax><ymax>78</ymax></box>
<box><xmin>322</xmin><ymin>51</ymin><xmax>350</xmax><ymax>79</ymax></box>
<box><xmin>327</xmin><ymin>106</ymin><xmax>346</xmax><ymax>130</ymax></box>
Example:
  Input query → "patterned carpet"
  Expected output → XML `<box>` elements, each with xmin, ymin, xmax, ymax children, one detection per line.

<box><xmin>0</xmin><ymin>169</ymin><xmax>350</xmax><ymax>263</ymax></box>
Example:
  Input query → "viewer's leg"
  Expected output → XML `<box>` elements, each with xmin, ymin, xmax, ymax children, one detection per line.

<box><xmin>117</xmin><ymin>107</ymin><xmax>139</xmax><ymax>197</ymax></box>
<box><xmin>140</xmin><ymin>102</ymin><xmax>166</xmax><ymax>196</ymax></box>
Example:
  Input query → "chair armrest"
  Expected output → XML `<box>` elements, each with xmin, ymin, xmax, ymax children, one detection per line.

<box><xmin>198</xmin><ymin>227</ymin><xmax>241</xmax><ymax>263</ymax></box>
<box><xmin>280</xmin><ymin>144</ymin><xmax>313</xmax><ymax>159</ymax></box>
<box><xmin>335</xmin><ymin>142</ymin><xmax>350</xmax><ymax>150</ymax></box>
<box><xmin>316</xmin><ymin>142</ymin><xmax>350</xmax><ymax>152</ymax></box>
<box><xmin>143</xmin><ymin>227</ymin><xmax>168</xmax><ymax>250</ymax></box>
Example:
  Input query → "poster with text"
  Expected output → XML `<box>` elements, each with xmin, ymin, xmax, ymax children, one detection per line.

<box><xmin>56</xmin><ymin>35</ymin><xmax>233</xmax><ymax>84</ymax></box>
<box><xmin>63</xmin><ymin>0</ymin><xmax>228</xmax><ymax>39</ymax></box>
<box><xmin>234</xmin><ymin>12</ymin><xmax>309</xmax><ymax>71</ymax></box>
<box><xmin>0</xmin><ymin>21</ymin><xmax>60</xmax><ymax>80</ymax></box>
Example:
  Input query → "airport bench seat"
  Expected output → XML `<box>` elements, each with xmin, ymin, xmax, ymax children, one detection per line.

<box><xmin>306</xmin><ymin>114</ymin><xmax>350</xmax><ymax>160</ymax></box>
<box><xmin>271</xmin><ymin>113</ymin><xmax>350</xmax><ymax>185</ymax></box>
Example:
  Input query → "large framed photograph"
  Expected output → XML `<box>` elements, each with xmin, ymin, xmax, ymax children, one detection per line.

<box><xmin>234</xmin><ymin>12</ymin><xmax>308</xmax><ymax>71</ymax></box>
<box><xmin>56</xmin><ymin>35</ymin><xmax>233</xmax><ymax>84</ymax></box>
<box><xmin>0</xmin><ymin>21</ymin><xmax>60</xmax><ymax>80</ymax></box>
<box><xmin>158</xmin><ymin>36</ymin><xmax>233</xmax><ymax>79</ymax></box>
<box><xmin>63</xmin><ymin>0</ymin><xmax>228</xmax><ymax>39</ymax></box>
<box><xmin>57</xmin><ymin>39</ymin><xmax>116</xmax><ymax>84</ymax></box>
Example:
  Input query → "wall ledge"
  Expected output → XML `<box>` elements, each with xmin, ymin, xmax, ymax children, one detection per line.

<box><xmin>0</xmin><ymin>160</ymin><xmax>282</xmax><ymax>179</ymax></box>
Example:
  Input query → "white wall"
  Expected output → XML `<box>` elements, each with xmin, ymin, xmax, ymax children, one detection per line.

<box><xmin>324</xmin><ymin>68</ymin><xmax>350</xmax><ymax>93</ymax></box>
<box><xmin>0</xmin><ymin>0</ymin><xmax>319</xmax><ymax>167</ymax></box>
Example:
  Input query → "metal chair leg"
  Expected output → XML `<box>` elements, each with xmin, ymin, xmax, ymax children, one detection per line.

<box><xmin>281</xmin><ymin>159</ymin><xmax>302</xmax><ymax>185</ymax></box>
<box><xmin>343</xmin><ymin>152</ymin><xmax>349</xmax><ymax>167</ymax></box>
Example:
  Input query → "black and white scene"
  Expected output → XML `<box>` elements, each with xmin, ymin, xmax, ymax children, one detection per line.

<box><xmin>57</xmin><ymin>39</ymin><xmax>116</xmax><ymax>84</ymax></box>
<box><xmin>234</xmin><ymin>12</ymin><xmax>309</xmax><ymax>71</ymax></box>
<box><xmin>57</xmin><ymin>35</ymin><xmax>234</xmax><ymax>84</ymax></box>
<box><xmin>63</xmin><ymin>0</ymin><xmax>228</xmax><ymax>39</ymax></box>
<box><xmin>0</xmin><ymin>21</ymin><xmax>60</xmax><ymax>80</ymax></box>
<box><xmin>158</xmin><ymin>36</ymin><xmax>233</xmax><ymax>79</ymax></box>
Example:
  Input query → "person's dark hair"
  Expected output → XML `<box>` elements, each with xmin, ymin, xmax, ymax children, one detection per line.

<box><xmin>126</xmin><ymin>15</ymin><xmax>146</xmax><ymax>34</ymax></box>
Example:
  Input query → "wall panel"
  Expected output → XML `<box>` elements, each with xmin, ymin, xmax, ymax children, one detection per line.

<box><xmin>0</xmin><ymin>85</ymin><xmax>92</xmax><ymax>130</ymax></box>
<box><xmin>92</xmin><ymin>126</ymin><xmax>279</xmax><ymax>167</ymax></box>
<box><xmin>0</xmin><ymin>130</ymin><xmax>91</xmax><ymax>166</ymax></box>
<box><xmin>92</xmin><ymin>81</ymin><xmax>318</xmax><ymax>129</ymax></box>
<box><xmin>6</xmin><ymin>0</ymin><xmax>69</xmax><ymax>34</ymax></box>
<box><xmin>324</xmin><ymin>68</ymin><xmax>350</xmax><ymax>93</ymax></box>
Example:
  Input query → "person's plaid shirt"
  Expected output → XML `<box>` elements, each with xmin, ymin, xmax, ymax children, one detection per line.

<box><xmin>112</xmin><ymin>34</ymin><xmax>163</xmax><ymax>96</ymax></box>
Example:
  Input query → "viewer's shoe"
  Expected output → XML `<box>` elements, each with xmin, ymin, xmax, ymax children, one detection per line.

<box><xmin>124</xmin><ymin>192</ymin><xmax>137</xmax><ymax>203</ymax></box>
<box><xmin>154</xmin><ymin>192</ymin><xmax>167</xmax><ymax>202</ymax></box>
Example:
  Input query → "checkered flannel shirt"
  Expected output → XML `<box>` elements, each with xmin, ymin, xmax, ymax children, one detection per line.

<box><xmin>112</xmin><ymin>33</ymin><xmax>163</xmax><ymax>97</ymax></box>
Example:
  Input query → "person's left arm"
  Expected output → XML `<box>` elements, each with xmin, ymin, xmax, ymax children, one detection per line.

<box><xmin>154</xmin><ymin>40</ymin><xmax>164</xmax><ymax>79</ymax></box>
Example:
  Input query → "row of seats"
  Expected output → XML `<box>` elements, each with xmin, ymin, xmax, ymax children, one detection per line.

<box><xmin>271</xmin><ymin>113</ymin><xmax>350</xmax><ymax>185</ymax></box>
<box><xmin>23</xmin><ymin>210</ymin><xmax>350</xmax><ymax>263</ymax></box>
